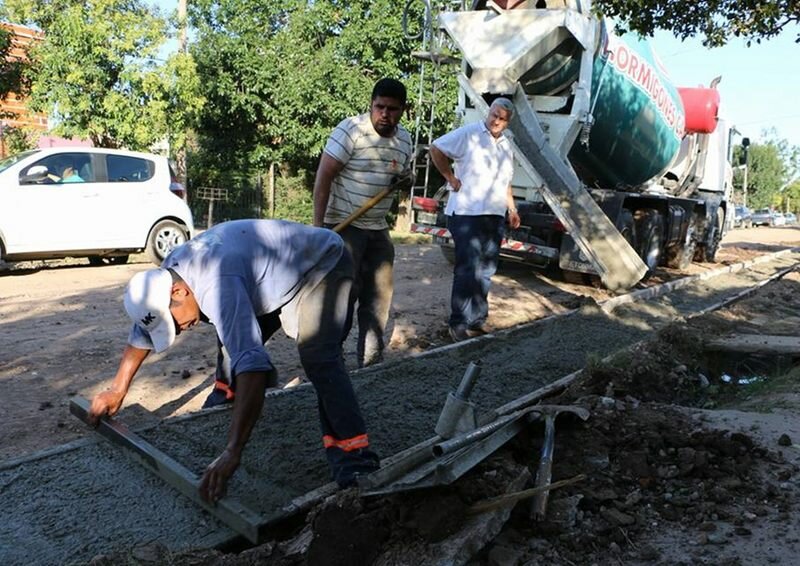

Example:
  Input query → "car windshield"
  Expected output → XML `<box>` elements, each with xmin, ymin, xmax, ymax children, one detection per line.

<box><xmin>0</xmin><ymin>149</ymin><xmax>40</xmax><ymax>174</ymax></box>
<box><xmin>755</xmin><ymin>209</ymin><xmax>770</xmax><ymax>214</ymax></box>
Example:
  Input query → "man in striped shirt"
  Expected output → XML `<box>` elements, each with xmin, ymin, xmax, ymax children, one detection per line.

<box><xmin>313</xmin><ymin>78</ymin><xmax>413</xmax><ymax>367</ymax></box>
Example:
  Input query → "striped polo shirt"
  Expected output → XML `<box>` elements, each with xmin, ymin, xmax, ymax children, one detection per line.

<box><xmin>322</xmin><ymin>113</ymin><xmax>413</xmax><ymax>230</ymax></box>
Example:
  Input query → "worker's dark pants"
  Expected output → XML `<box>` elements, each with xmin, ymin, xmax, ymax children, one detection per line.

<box><xmin>207</xmin><ymin>250</ymin><xmax>380</xmax><ymax>487</ymax></box>
<box><xmin>447</xmin><ymin>213</ymin><xmax>505</xmax><ymax>329</ymax></box>
<box><xmin>326</xmin><ymin>224</ymin><xmax>394</xmax><ymax>368</ymax></box>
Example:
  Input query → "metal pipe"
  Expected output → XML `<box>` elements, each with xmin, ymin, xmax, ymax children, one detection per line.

<box><xmin>531</xmin><ymin>413</ymin><xmax>556</xmax><ymax>520</ymax></box>
<box><xmin>455</xmin><ymin>360</ymin><xmax>482</xmax><ymax>400</ymax></box>
<box><xmin>432</xmin><ymin>410</ymin><xmax>520</xmax><ymax>457</ymax></box>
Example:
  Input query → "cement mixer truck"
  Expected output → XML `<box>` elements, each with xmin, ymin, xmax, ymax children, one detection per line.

<box><xmin>409</xmin><ymin>0</ymin><xmax>733</xmax><ymax>290</ymax></box>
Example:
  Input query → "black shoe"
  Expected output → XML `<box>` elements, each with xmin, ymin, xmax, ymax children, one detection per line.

<box><xmin>201</xmin><ymin>387</ymin><xmax>234</xmax><ymax>409</ymax></box>
<box><xmin>448</xmin><ymin>325</ymin><xmax>471</xmax><ymax>342</ymax></box>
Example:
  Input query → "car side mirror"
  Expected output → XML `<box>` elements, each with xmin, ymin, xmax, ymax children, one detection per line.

<box><xmin>20</xmin><ymin>165</ymin><xmax>50</xmax><ymax>184</ymax></box>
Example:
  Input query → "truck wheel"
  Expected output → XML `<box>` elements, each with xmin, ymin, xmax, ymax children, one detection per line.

<box><xmin>147</xmin><ymin>220</ymin><xmax>188</xmax><ymax>265</ymax></box>
<box><xmin>694</xmin><ymin>208</ymin><xmax>724</xmax><ymax>263</ymax></box>
<box><xmin>636</xmin><ymin>209</ymin><xmax>663</xmax><ymax>274</ymax></box>
<box><xmin>665</xmin><ymin>238</ymin><xmax>697</xmax><ymax>270</ymax></box>
<box><xmin>439</xmin><ymin>245</ymin><xmax>456</xmax><ymax>265</ymax></box>
<box><xmin>617</xmin><ymin>209</ymin><xmax>635</xmax><ymax>247</ymax></box>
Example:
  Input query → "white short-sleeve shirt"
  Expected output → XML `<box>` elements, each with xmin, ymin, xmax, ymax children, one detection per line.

<box><xmin>432</xmin><ymin>121</ymin><xmax>514</xmax><ymax>217</ymax></box>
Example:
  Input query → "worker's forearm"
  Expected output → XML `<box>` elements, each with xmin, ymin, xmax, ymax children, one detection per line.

<box><xmin>312</xmin><ymin>181</ymin><xmax>331</xmax><ymax>227</ymax></box>
<box><xmin>109</xmin><ymin>345</ymin><xmax>149</xmax><ymax>394</ymax></box>
<box><xmin>225</xmin><ymin>371</ymin><xmax>268</xmax><ymax>454</ymax></box>
<box><xmin>506</xmin><ymin>185</ymin><xmax>516</xmax><ymax>210</ymax></box>
<box><xmin>429</xmin><ymin>146</ymin><xmax>455</xmax><ymax>184</ymax></box>
<box><xmin>313</xmin><ymin>154</ymin><xmax>344</xmax><ymax>227</ymax></box>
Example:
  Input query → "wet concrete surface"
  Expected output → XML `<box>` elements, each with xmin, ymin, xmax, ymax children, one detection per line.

<box><xmin>2</xmin><ymin>253</ymin><xmax>798</xmax><ymax>565</ymax></box>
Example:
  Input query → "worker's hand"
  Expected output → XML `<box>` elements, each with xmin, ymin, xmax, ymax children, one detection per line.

<box><xmin>392</xmin><ymin>171</ymin><xmax>415</xmax><ymax>192</ymax></box>
<box><xmin>199</xmin><ymin>448</ymin><xmax>241</xmax><ymax>504</ymax></box>
<box><xmin>448</xmin><ymin>177</ymin><xmax>462</xmax><ymax>192</ymax></box>
<box><xmin>508</xmin><ymin>209</ymin><xmax>521</xmax><ymax>229</ymax></box>
<box><xmin>87</xmin><ymin>389</ymin><xmax>126</xmax><ymax>427</ymax></box>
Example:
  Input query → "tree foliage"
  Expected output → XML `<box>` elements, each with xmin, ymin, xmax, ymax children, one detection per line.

<box><xmin>0</xmin><ymin>25</ymin><xmax>27</xmax><ymax>102</ymax></box>
<box><xmin>188</xmin><ymin>0</ymin><xmax>456</xmax><ymax>184</ymax></box>
<box><xmin>733</xmin><ymin>136</ymin><xmax>790</xmax><ymax>209</ymax></box>
<box><xmin>4</xmin><ymin>0</ymin><xmax>204</xmax><ymax>151</ymax></box>
<box><xmin>595</xmin><ymin>0</ymin><xmax>800</xmax><ymax>46</ymax></box>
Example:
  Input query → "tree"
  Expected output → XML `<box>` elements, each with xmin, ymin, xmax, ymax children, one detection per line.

<box><xmin>4</xmin><ymin>0</ymin><xmax>204</xmax><ymax>151</ymax></box>
<box><xmin>595</xmin><ymin>0</ymin><xmax>800</xmax><ymax>46</ymax></box>
<box><xmin>733</xmin><ymin>138</ymin><xmax>788</xmax><ymax>208</ymax></box>
<box><xmin>188</xmin><ymin>0</ymin><xmax>453</xmax><ymax>182</ymax></box>
<box><xmin>0</xmin><ymin>25</ymin><xmax>27</xmax><ymax>101</ymax></box>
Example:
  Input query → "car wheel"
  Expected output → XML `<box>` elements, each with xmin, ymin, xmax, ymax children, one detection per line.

<box><xmin>147</xmin><ymin>220</ymin><xmax>188</xmax><ymax>265</ymax></box>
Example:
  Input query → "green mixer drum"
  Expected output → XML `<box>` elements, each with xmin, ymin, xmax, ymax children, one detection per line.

<box><xmin>569</xmin><ymin>32</ymin><xmax>685</xmax><ymax>188</ymax></box>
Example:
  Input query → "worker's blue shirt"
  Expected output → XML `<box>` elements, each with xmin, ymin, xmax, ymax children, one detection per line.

<box><xmin>129</xmin><ymin>219</ymin><xmax>343</xmax><ymax>378</ymax></box>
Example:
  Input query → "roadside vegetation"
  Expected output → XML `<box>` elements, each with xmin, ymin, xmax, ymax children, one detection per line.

<box><xmin>0</xmin><ymin>0</ymin><xmax>798</xmax><ymax>223</ymax></box>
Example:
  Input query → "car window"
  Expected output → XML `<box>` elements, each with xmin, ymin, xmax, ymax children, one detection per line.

<box><xmin>106</xmin><ymin>155</ymin><xmax>155</xmax><ymax>182</ymax></box>
<box><xmin>19</xmin><ymin>152</ymin><xmax>94</xmax><ymax>185</ymax></box>
<box><xmin>0</xmin><ymin>149</ymin><xmax>40</xmax><ymax>174</ymax></box>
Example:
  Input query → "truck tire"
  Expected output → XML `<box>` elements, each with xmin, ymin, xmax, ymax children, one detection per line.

<box><xmin>635</xmin><ymin>209</ymin><xmax>663</xmax><ymax>274</ymax></box>
<box><xmin>439</xmin><ymin>244</ymin><xmax>456</xmax><ymax>265</ymax></box>
<box><xmin>665</xmin><ymin>238</ymin><xmax>696</xmax><ymax>270</ymax></box>
<box><xmin>617</xmin><ymin>209</ymin><xmax>636</xmax><ymax>247</ymax></box>
<box><xmin>146</xmin><ymin>220</ymin><xmax>188</xmax><ymax>265</ymax></box>
<box><xmin>694</xmin><ymin>208</ymin><xmax>724</xmax><ymax>263</ymax></box>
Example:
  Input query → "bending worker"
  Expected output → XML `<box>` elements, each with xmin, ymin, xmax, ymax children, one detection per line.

<box><xmin>87</xmin><ymin>219</ymin><xmax>380</xmax><ymax>501</ymax></box>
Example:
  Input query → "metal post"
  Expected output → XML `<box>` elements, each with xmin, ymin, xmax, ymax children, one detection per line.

<box><xmin>742</xmin><ymin>161</ymin><xmax>749</xmax><ymax>208</ymax></box>
<box><xmin>175</xmin><ymin>0</ymin><xmax>189</xmax><ymax>188</ymax></box>
<box><xmin>268</xmin><ymin>162</ymin><xmax>275</xmax><ymax>218</ymax></box>
<box><xmin>741</xmin><ymin>137</ymin><xmax>750</xmax><ymax>208</ymax></box>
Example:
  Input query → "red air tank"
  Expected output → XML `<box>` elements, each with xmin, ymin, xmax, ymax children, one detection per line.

<box><xmin>678</xmin><ymin>87</ymin><xmax>720</xmax><ymax>134</ymax></box>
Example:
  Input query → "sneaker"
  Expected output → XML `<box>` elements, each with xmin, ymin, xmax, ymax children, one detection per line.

<box><xmin>201</xmin><ymin>386</ymin><xmax>234</xmax><ymax>409</ymax></box>
<box><xmin>448</xmin><ymin>325</ymin><xmax>471</xmax><ymax>342</ymax></box>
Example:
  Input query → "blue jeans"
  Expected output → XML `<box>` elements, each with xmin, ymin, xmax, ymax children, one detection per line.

<box><xmin>207</xmin><ymin>249</ymin><xmax>380</xmax><ymax>486</ymax></box>
<box><xmin>447</xmin><ymin>214</ymin><xmax>505</xmax><ymax>329</ymax></box>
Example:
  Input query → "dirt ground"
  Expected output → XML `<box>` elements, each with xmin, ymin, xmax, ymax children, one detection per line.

<box><xmin>0</xmin><ymin>226</ymin><xmax>798</xmax><ymax>463</ymax></box>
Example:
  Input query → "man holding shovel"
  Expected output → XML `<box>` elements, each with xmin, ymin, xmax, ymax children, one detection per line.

<box><xmin>313</xmin><ymin>78</ymin><xmax>414</xmax><ymax>368</ymax></box>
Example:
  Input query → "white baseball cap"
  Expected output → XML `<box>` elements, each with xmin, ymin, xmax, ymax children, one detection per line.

<box><xmin>124</xmin><ymin>268</ymin><xmax>176</xmax><ymax>353</ymax></box>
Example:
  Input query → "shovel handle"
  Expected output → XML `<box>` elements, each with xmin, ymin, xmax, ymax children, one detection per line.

<box><xmin>333</xmin><ymin>178</ymin><xmax>405</xmax><ymax>233</ymax></box>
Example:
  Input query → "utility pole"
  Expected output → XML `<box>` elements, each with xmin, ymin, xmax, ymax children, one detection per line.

<box><xmin>176</xmin><ymin>0</ymin><xmax>188</xmax><ymax>188</ymax></box>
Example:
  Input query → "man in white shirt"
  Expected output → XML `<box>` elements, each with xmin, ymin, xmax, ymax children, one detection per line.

<box><xmin>429</xmin><ymin>98</ymin><xmax>521</xmax><ymax>342</ymax></box>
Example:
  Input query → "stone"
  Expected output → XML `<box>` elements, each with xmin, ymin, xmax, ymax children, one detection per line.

<box><xmin>601</xmin><ymin>507</ymin><xmax>635</xmax><ymax>526</ymax></box>
<box><xmin>488</xmin><ymin>545</ymin><xmax>524</xmax><ymax>566</ymax></box>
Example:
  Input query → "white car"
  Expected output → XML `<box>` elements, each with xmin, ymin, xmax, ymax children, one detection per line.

<box><xmin>0</xmin><ymin>147</ymin><xmax>194</xmax><ymax>266</ymax></box>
